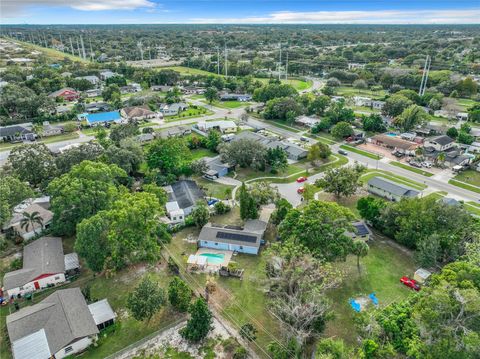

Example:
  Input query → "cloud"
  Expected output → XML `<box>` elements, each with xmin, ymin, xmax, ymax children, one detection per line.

<box><xmin>1</xmin><ymin>0</ymin><xmax>155</xmax><ymax>18</ymax></box>
<box><xmin>189</xmin><ymin>9</ymin><xmax>480</xmax><ymax>24</ymax></box>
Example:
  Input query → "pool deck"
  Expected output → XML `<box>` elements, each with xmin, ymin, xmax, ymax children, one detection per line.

<box><xmin>195</xmin><ymin>248</ymin><xmax>233</xmax><ymax>269</ymax></box>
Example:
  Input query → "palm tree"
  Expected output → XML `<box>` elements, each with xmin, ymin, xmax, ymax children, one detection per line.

<box><xmin>437</xmin><ymin>152</ymin><xmax>446</xmax><ymax>166</ymax></box>
<box><xmin>352</xmin><ymin>240</ymin><xmax>369</xmax><ymax>273</ymax></box>
<box><xmin>20</xmin><ymin>211</ymin><xmax>44</xmax><ymax>237</ymax></box>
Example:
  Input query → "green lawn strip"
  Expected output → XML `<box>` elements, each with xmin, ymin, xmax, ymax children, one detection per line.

<box><xmin>336</xmin><ymin>86</ymin><xmax>386</xmax><ymax>98</ymax></box>
<box><xmin>453</xmin><ymin>169</ymin><xmax>480</xmax><ymax>187</ymax></box>
<box><xmin>423</xmin><ymin>191</ymin><xmax>448</xmax><ymax>201</ymax></box>
<box><xmin>323</xmin><ymin>240</ymin><xmax>415</xmax><ymax>345</ymax></box>
<box><xmin>266</xmin><ymin>121</ymin><xmax>302</xmax><ymax>133</ymax></box>
<box><xmin>190</xmin><ymin>148</ymin><xmax>217</xmax><ymax>160</ymax></box>
<box><xmin>464</xmin><ymin>203</ymin><xmax>480</xmax><ymax>216</ymax></box>
<box><xmin>361</xmin><ymin>170</ymin><xmax>427</xmax><ymax>191</ymax></box>
<box><xmin>390</xmin><ymin>161</ymin><xmax>434</xmax><ymax>177</ymax></box>
<box><xmin>203</xmin><ymin>100</ymin><xmax>251</xmax><ymax>109</ymax></box>
<box><xmin>456</xmin><ymin>98</ymin><xmax>479</xmax><ymax>110</ymax></box>
<box><xmin>256</xmin><ymin>78</ymin><xmax>311</xmax><ymax>91</ymax></box>
<box><xmin>340</xmin><ymin>144</ymin><xmax>382</xmax><ymax>160</ymax></box>
<box><xmin>448</xmin><ymin>179</ymin><xmax>480</xmax><ymax>194</ymax></box>
<box><xmin>165</xmin><ymin>109</ymin><xmax>213</xmax><ymax>122</ymax></box>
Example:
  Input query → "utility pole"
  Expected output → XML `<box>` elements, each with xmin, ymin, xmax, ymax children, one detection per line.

<box><xmin>76</xmin><ymin>37</ymin><xmax>81</xmax><ymax>57</ymax></box>
<box><xmin>69</xmin><ymin>37</ymin><xmax>74</xmax><ymax>56</ymax></box>
<box><xmin>278</xmin><ymin>42</ymin><xmax>282</xmax><ymax>81</ymax></box>
<box><xmin>418</xmin><ymin>55</ymin><xmax>431</xmax><ymax>96</ymax></box>
<box><xmin>217</xmin><ymin>47</ymin><xmax>220</xmax><ymax>75</ymax></box>
<box><xmin>89</xmin><ymin>37</ymin><xmax>94</xmax><ymax>61</ymax></box>
<box><xmin>80</xmin><ymin>35</ymin><xmax>86</xmax><ymax>60</ymax></box>
<box><xmin>285</xmin><ymin>49</ymin><xmax>289</xmax><ymax>81</ymax></box>
<box><xmin>224</xmin><ymin>44</ymin><xmax>228</xmax><ymax>77</ymax></box>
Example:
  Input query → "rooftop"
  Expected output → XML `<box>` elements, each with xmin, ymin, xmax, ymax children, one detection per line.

<box><xmin>198</xmin><ymin>220</ymin><xmax>267</xmax><ymax>247</ymax></box>
<box><xmin>367</xmin><ymin>176</ymin><xmax>419</xmax><ymax>198</ymax></box>
<box><xmin>165</xmin><ymin>180</ymin><xmax>204</xmax><ymax>210</ymax></box>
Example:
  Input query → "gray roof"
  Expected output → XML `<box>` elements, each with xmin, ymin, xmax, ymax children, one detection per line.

<box><xmin>3</xmin><ymin>237</ymin><xmax>65</xmax><ymax>291</ymax></box>
<box><xmin>198</xmin><ymin>220</ymin><xmax>267</xmax><ymax>247</ymax></box>
<box><xmin>0</xmin><ymin>125</ymin><xmax>33</xmax><ymax>138</ymax></box>
<box><xmin>7</xmin><ymin>288</ymin><xmax>99</xmax><ymax>355</ymax></box>
<box><xmin>429</xmin><ymin>135</ymin><xmax>454</xmax><ymax>146</ymax></box>
<box><xmin>64</xmin><ymin>253</ymin><xmax>80</xmax><ymax>272</ymax></box>
<box><xmin>167</xmin><ymin>180</ymin><xmax>205</xmax><ymax>210</ymax></box>
<box><xmin>367</xmin><ymin>177</ymin><xmax>419</xmax><ymax>198</ymax></box>
<box><xmin>88</xmin><ymin>299</ymin><xmax>116</xmax><ymax>325</ymax></box>
<box><xmin>11</xmin><ymin>329</ymin><xmax>51</xmax><ymax>359</ymax></box>
<box><xmin>233</xmin><ymin>131</ymin><xmax>307</xmax><ymax>159</ymax></box>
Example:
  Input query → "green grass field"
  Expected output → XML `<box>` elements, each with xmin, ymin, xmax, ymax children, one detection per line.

<box><xmin>190</xmin><ymin>148</ymin><xmax>217</xmax><ymax>160</ymax></box>
<box><xmin>257</xmin><ymin>77</ymin><xmax>312</xmax><ymax>91</ymax></box>
<box><xmin>361</xmin><ymin>170</ymin><xmax>427</xmax><ymax>191</ymax></box>
<box><xmin>0</xmin><ymin>133</ymin><xmax>80</xmax><ymax>152</ymax></box>
<box><xmin>336</xmin><ymin>86</ymin><xmax>387</xmax><ymax>98</ymax></box>
<box><xmin>208</xmin><ymin>100</ymin><xmax>251</xmax><ymax>109</ymax></box>
<box><xmin>453</xmin><ymin>169</ymin><xmax>480</xmax><ymax>187</ymax></box>
<box><xmin>390</xmin><ymin>161</ymin><xmax>434</xmax><ymax>177</ymax></box>
<box><xmin>340</xmin><ymin>144</ymin><xmax>382</xmax><ymax>160</ymax></box>
<box><xmin>449</xmin><ymin>179</ymin><xmax>480</xmax><ymax>194</ymax></box>
<box><xmin>9</xmin><ymin>38</ymin><xmax>89</xmax><ymax>63</ymax></box>
<box><xmin>266</xmin><ymin>120</ymin><xmax>302</xmax><ymax>133</ymax></box>
<box><xmin>456</xmin><ymin>98</ymin><xmax>479</xmax><ymax>110</ymax></box>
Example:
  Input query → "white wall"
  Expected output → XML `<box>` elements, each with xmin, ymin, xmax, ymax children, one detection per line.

<box><xmin>7</xmin><ymin>273</ymin><xmax>66</xmax><ymax>298</ymax></box>
<box><xmin>55</xmin><ymin>335</ymin><xmax>95</xmax><ymax>359</ymax></box>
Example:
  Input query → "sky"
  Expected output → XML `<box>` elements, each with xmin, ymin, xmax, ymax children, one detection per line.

<box><xmin>1</xmin><ymin>0</ymin><xmax>480</xmax><ymax>25</ymax></box>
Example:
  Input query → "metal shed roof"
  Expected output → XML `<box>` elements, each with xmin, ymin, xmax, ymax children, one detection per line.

<box><xmin>64</xmin><ymin>253</ymin><xmax>80</xmax><ymax>272</ymax></box>
<box><xmin>88</xmin><ymin>299</ymin><xmax>116</xmax><ymax>326</ymax></box>
<box><xmin>12</xmin><ymin>329</ymin><xmax>51</xmax><ymax>359</ymax></box>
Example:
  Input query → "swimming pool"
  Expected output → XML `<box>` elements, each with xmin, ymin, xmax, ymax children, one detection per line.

<box><xmin>386</xmin><ymin>133</ymin><xmax>397</xmax><ymax>137</ymax></box>
<box><xmin>199</xmin><ymin>253</ymin><xmax>225</xmax><ymax>265</ymax></box>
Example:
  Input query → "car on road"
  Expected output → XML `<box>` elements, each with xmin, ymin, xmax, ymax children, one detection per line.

<box><xmin>296</xmin><ymin>176</ymin><xmax>308</xmax><ymax>183</ymax></box>
<box><xmin>300</xmin><ymin>136</ymin><xmax>308</xmax><ymax>142</ymax></box>
<box><xmin>297</xmin><ymin>187</ymin><xmax>305</xmax><ymax>194</ymax></box>
<box><xmin>400</xmin><ymin>276</ymin><xmax>421</xmax><ymax>291</ymax></box>
<box><xmin>338</xmin><ymin>149</ymin><xmax>348</xmax><ymax>155</ymax></box>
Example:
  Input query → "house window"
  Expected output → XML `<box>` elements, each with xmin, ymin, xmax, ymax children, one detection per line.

<box><xmin>54</xmin><ymin>276</ymin><xmax>60</xmax><ymax>280</ymax></box>
<box><xmin>65</xmin><ymin>346</ymin><xmax>73</xmax><ymax>354</ymax></box>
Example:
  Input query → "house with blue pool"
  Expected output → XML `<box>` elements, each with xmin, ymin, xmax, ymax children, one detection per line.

<box><xmin>197</xmin><ymin>219</ymin><xmax>267</xmax><ymax>255</ymax></box>
<box><xmin>77</xmin><ymin>111</ymin><xmax>122</xmax><ymax>126</ymax></box>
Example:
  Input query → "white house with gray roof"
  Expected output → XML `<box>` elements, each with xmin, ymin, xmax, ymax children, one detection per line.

<box><xmin>6</xmin><ymin>288</ymin><xmax>111</xmax><ymax>359</ymax></box>
<box><xmin>367</xmin><ymin>177</ymin><xmax>420</xmax><ymax>202</ymax></box>
<box><xmin>2</xmin><ymin>237</ymin><xmax>79</xmax><ymax>298</ymax></box>
<box><xmin>198</xmin><ymin>220</ymin><xmax>268</xmax><ymax>255</ymax></box>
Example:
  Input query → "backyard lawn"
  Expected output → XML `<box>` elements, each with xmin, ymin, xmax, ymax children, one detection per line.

<box><xmin>453</xmin><ymin>169</ymin><xmax>480</xmax><ymax>187</ymax></box>
<box><xmin>190</xmin><ymin>148</ymin><xmax>217</xmax><ymax>160</ymax></box>
<box><xmin>257</xmin><ymin>77</ymin><xmax>312</xmax><ymax>91</ymax></box>
<box><xmin>195</xmin><ymin>177</ymin><xmax>235</xmax><ymax>200</ymax></box>
<box><xmin>165</xmin><ymin>106</ymin><xmax>213</xmax><ymax>122</ymax></box>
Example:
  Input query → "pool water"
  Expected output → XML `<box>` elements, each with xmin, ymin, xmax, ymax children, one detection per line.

<box><xmin>200</xmin><ymin>253</ymin><xmax>225</xmax><ymax>264</ymax></box>
<box><xmin>386</xmin><ymin>133</ymin><xmax>397</xmax><ymax>137</ymax></box>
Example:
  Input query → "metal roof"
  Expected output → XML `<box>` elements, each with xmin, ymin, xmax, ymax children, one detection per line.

<box><xmin>88</xmin><ymin>299</ymin><xmax>116</xmax><ymax>326</ymax></box>
<box><xmin>12</xmin><ymin>329</ymin><xmax>51</xmax><ymax>359</ymax></box>
<box><xmin>64</xmin><ymin>252</ymin><xmax>80</xmax><ymax>272</ymax></box>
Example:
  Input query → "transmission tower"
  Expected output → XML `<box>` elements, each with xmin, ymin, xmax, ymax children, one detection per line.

<box><xmin>418</xmin><ymin>55</ymin><xmax>431</xmax><ymax>96</ymax></box>
<box><xmin>224</xmin><ymin>44</ymin><xmax>228</xmax><ymax>77</ymax></box>
<box><xmin>80</xmin><ymin>35</ymin><xmax>86</xmax><ymax>59</ymax></box>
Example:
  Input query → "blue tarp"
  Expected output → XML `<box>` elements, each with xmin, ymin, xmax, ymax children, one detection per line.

<box><xmin>369</xmin><ymin>293</ymin><xmax>379</xmax><ymax>306</ymax></box>
<box><xmin>349</xmin><ymin>299</ymin><xmax>361</xmax><ymax>312</ymax></box>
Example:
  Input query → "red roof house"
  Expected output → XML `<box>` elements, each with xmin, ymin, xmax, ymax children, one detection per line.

<box><xmin>48</xmin><ymin>87</ymin><xmax>79</xmax><ymax>101</ymax></box>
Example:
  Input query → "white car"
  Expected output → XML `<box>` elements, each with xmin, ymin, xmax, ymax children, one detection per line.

<box><xmin>422</xmin><ymin>162</ymin><xmax>433</xmax><ymax>168</ymax></box>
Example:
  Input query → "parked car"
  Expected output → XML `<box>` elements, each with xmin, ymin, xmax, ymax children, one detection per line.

<box><xmin>422</xmin><ymin>162</ymin><xmax>432</xmax><ymax>168</ymax></box>
<box><xmin>297</xmin><ymin>187</ymin><xmax>305</xmax><ymax>194</ymax></box>
<box><xmin>300</xmin><ymin>136</ymin><xmax>308</xmax><ymax>142</ymax></box>
<box><xmin>400</xmin><ymin>276</ymin><xmax>421</xmax><ymax>291</ymax></box>
<box><xmin>296</xmin><ymin>176</ymin><xmax>308</xmax><ymax>183</ymax></box>
<box><xmin>338</xmin><ymin>149</ymin><xmax>348</xmax><ymax>155</ymax></box>
<box><xmin>410</xmin><ymin>161</ymin><xmax>422</xmax><ymax>168</ymax></box>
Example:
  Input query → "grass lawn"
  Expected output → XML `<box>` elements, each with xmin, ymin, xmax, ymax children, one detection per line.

<box><xmin>0</xmin><ymin>133</ymin><xmax>80</xmax><ymax>152</ymax></box>
<box><xmin>453</xmin><ymin>169</ymin><xmax>480</xmax><ymax>187</ymax></box>
<box><xmin>10</xmin><ymin>38</ymin><xmax>88</xmax><ymax>63</ymax></box>
<box><xmin>165</xmin><ymin>106</ymin><xmax>213</xmax><ymax>122</ymax></box>
<box><xmin>336</xmin><ymin>86</ymin><xmax>387</xmax><ymax>98</ymax></box>
<box><xmin>449</xmin><ymin>179</ymin><xmax>480</xmax><ymax>194</ymax></box>
<box><xmin>456</xmin><ymin>98</ymin><xmax>479</xmax><ymax>110</ymax></box>
<box><xmin>352</xmin><ymin>106</ymin><xmax>377</xmax><ymax>114</ymax></box>
<box><xmin>340</xmin><ymin>144</ymin><xmax>382</xmax><ymax>160</ymax></box>
<box><xmin>266</xmin><ymin>120</ymin><xmax>302</xmax><ymax>133</ymax></box>
<box><xmin>360</xmin><ymin>170</ymin><xmax>427</xmax><ymax>191</ymax></box>
<box><xmin>323</xmin><ymin>239</ymin><xmax>415</xmax><ymax>345</ymax></box>
<box><xmin>316</xmin><ymin>192</ymin><xmax>363</xmax><ymax>218</ymax></box>
<box><xmin>207</xmin><ymin>100</ymin><xmax>252</xmax><ymax>109</ymax></box>
<box><xmin>390</xmin><ymin>161</ymin><xmax>434</xmax><ymax>177</ymax></box>
<box><xmin>190</xmin><ymin>148</ymin><xmax>217</xmax><ymax>160</ymax></box>
<box><xmin>159</xmin><ymin>66</ymin><xmax>217</xmax><ymax>76</ymax></box>
<box><xmin>195</xmin><ymin>177</ymin><xmax>235</xmax><ymax>200</ymax></box>
<box><xmin>423</xmin><ymin>191</ymin><xmax>448</xmax><ymax>201</ymax></box>
<box><xmin>464</xmin><ymin>202</ymin><xmax>480</xmax><ymax>216</ymax></box>
<box><xmin>256</xmin><ymin>78</ymin><xmax>312</xmax><ymax>91</ymax></box>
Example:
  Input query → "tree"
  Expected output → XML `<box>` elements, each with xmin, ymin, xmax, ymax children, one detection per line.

<box><xmin>239</xmin><ymin>183</ymin><xmax>258</xmax><ymax>220</ymax></box>
<box><xmin>326</xmin><ymin>77</ymin><xmax>341</xmax><ymax>87</ymax></box>
<box><xmin>75</xmin><ymin>191</ymin><xmax>169</xmax><ymax>272</ymax></box>
<box><xmin>104</xmin><ymin>138</ymin><xmax>144</xmax><ymax>174</ymax></box>
<box><xmin>20</xmin><ymin>211</ymin><xmax>43</xmax><ymax>236</ymax></box>
<box><xmin>102</xmin><ymin>84</ymin><xmax>121</xmax><ymax>102</ymax></box>
<box><xmin>315</xmin><ymin>338</ymin><xmax>351</xmax><ymax>359</ymax></box>
<box><xmin>142</xmin><ymin>183</ymin><xmax>168</xmax><ymax>206</ymax></box>
<box><xmin>249</xmin><ymin>181</ymin><xmax>279</xmax><ymax>206</ymax></box>
<box><xmin>109</xmin><ymin>123</ymin><xmax>139</xmax><ymax>144</ymax></box>
<box><xmin>271</xmin><ymin>198</ymin><xmax>293</xmax><ymax>225</ymax></box>
<box><xmin>204</xmin><ymin>87</ymin><xmax>219</xmax><ymax>104</ymax></box>
<box><xmin>263</xmin><ymin>97</ymin><xmax>302</xmax><ymax>122</ymax></box>
<box><xmin>316</xmin><ymin>164</ymin><xmax>365</xmax><ymax>198</ymax></box>
<box><xmin>190</xmin><ymin>159</ymin><xmax>209</xmax><ymax>175</ymax></box>
<box><xmin>165</xmin><ymin>87</ymin><xmax>182</xmax><ymax>104</ymax></box>
<box><xmin>353</xmin><ymin>79</ymin><xmax>368</xmax><ymax>89</ymax></box>
<box><xmin>302</xmin><ymin>183</ymin><xmax>316</xmax><ymax>202</ymax></box>
<box><xmin>331</xmin><ymin>121</ymin><xmax>354</xmax><ymax>139</ymax></box>
<box><xmin>307</xmin><ymin>143</ymin><xmax>331</xmax><ymax>166</ymax></box>
<box><xmin>382</xmin><ymin>95</ymin><xmax>413</xmax><ymax>117</ymax></box>
<box><xmin>279</xmin><ymin>201</ymin><xmax>355</xmax><ymax>261</ymax></box>
<box><xmin>219</xmin><ymin>138</ymin><xmax>267</xmax><ymax>170</ymax></box>
<box><xmin>168</xmin><ymin>277</ymin><xmax>192</xmax><ymax>312</ymax></box>
<box><xmin>253</xmin><ymin>83</ymin><xmax>297</xmax><ymax>103</ymax></box>
<box><xmin>127</xmin><ymin>276</ymin><xmax>165</xmax><ymax>322</ymax></box>
<box><xmin>55</xmin><ymin>142</ymin><xmax>104</xmax><ymax>174</ymax></box>
<box><xmin>7</xmin><ymin>144</ymin><xmax>57</xmax><ymax>188</ymax></box>
<box><xmin>146</xmin><ymin>137</ymin><xmax>191</xmax><ymax>176</ymax></box>
<box><xmin>214</xmin><ymin>201</ymin><xmax>230</xmax><ymax>215</ymax></box>
<box><xmin>240</xmin><ymin>323</ymin><xmax>257</xmax><ymax>342</ymax></box>
<box><xmin>308</xmin><ymin>95</ymin><xmax>330</xmax><ymax>116</ymax></box>
<box><xmin>266</xmin><ymin>146</ymin><xmax>288</xmax><ymax>173</ymax></box>
<box><xmin>191</xmin><ymin>201</ymin><xmax>210</xmax><ymax>228</ymax></box>
<box><xmin>446</xmin><ymin>127</ymin><xmax>458</xmax><ymax>139</ymax></box>
<box><xmin>48</xmin><ymin>161</ymin><xmax>128</xmax><ymax>236</ymax></box>
<box><xmin>206</xmin><ymin>130</ymin><xmax>221</xmax><ymax>152</ymax></box>
<box><xmin>0</xmin><ymin>175</ymin><xmax>34</xmax><ymax>226</ymax></box>
<box><xmin>362</xmin><ymin>114</ymin><xmax>386</xmax><ymax>132</ymax></box>
<box><xmin>351</xmin><ymin>240</ymin><xmax>369</xmax><ymax>273</ymax></box>
<box><xmin>325</xmin><ymin>102</ymin><xmax>355</xmax><ymax>124</ymax></box>
<box><xmin>357</xmin><ymin>196</ymin><xmax>386</xmax><ymax>228</ymax></box>
<box><xmin>457</xmin><ymin>131</ymin><xmax>474</xmax><ymax>145</ymax></box>
<box><xmin>181</xmin><ymin>298</ymin><xmax>213</xmax><ymax>342</ymax></box>
<box><xmin>394</xmin><ymin>105</ymin><xmax>427</xmax><ymax>131</ymax></box>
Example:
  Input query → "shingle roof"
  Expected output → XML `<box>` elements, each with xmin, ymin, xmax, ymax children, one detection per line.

<box><xmin>122</xmin><ymin>106</ymin><xmax>155</xmax><ymax>118</ymax></box>
<box><xmin>233</xmin><ymin>131</ymin><xmax>307</xmax><ymax>159</ymax></box>
<box><xmin>3</xmin><ymin>237</ymin><xmax>64</xmax><ymax>290</ymax></box>
<box><xmin>367</xmin><ymin>177</ymin><xmax>419</xmax><ymax>198</ymax></box>
<box><xmin>198</xmin><ymin>220</ymin><xmax>267</xmax><ymax>247</ymax></box>
<box><xmin>429</xmin><ymin>135</ymin><xmax>454</xmax><ymax>146</ymax></box>
<box><xmin>7</xmin><ymin>288</ymin><xmax>99</xmax><ymax>355</ymax></box>
<box><xmin>371</xmin><ymin>134</ymin><xmax>418</xmax><ymax>151</ymax></box>
<box><xmin>8</xmin><ymin>203</ymin><xmax>53</xmax><ymax>236</ymax></box>
<box><xmin>0</xmin><ymin>125</ymin><xmax>33</xmax><ymax>138</ymax></box>
<box><xmin>168</xmin><ymin>180</ymin><xmax>204</xmax><ymax>210</ymax></box>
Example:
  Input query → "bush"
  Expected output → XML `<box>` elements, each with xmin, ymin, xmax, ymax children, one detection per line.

<box><xmin>9</xmin><ymin>257</ymin><xmax>22</xmax><ymax>271</ymax></box>
<box><xmin>214</xmin><ymin>201</ymin><xmax>231</xmax><ymax>215</ymax></box>
<box><xmin>233</xmin><ymin>347</ymin><xmax>248</xmax><ymax>359</ymax></box>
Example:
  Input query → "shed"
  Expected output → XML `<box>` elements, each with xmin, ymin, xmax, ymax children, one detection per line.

<box><xmin>88</xmin><ymin>299</ymin><xmax>116</xmax><ymax>330</ymax></box>
<box><xmin>413</xmin><ymin>268</ymin><xmax>432</xmax><ymax>284</ymax></box>
<box><xmin>64</xmin><ymin>252</ymin><xmax>80</xmax><ymax>276</ymax></box>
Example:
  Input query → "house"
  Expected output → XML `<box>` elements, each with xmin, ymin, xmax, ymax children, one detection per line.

<box><xmin>424</xmin><ymin>135</ymin><xmax>455</xmax><ymax>152</ymax></box>
<box><xmin>136</xmin><ymin>133</ymin><xmax>155</xmax><ymax>143</ymax></box>
<box><xmin>433</xmin><ymin>110</ymin><xmax>452</xmax><ymax>119</ymax></box>
<box><xmin>3</xmin><ymin>203</ymin><xmax>53</xmax><ymax>241</ymax></box>
<box><xmin>75</xmin><ymin>75</ymin><xmax>100</xmax><ymax>86</ymax></box>
<box><xmin>84</xmin><ymin>88</ymin><xmax>102</xmax><ymax>98</ymax></box>
<box><xmin>456</xmin><ymin>112</ymin><xmax>469</xmax><ymax>121</ymax></box>
<box><xmin>233</xmin><ymin>131</ymin><xmax>308</xmax><ymax>161</ymax></box>
<box><xmin>41</xmin><ymin>121</ymin><xmax>63</xmax><ymax>137</ymax></box>
<box><xmin>151</xmin><ymin>85</ymin><xmax>173</xmax><ymax>92</ymax></box>
<box><xmin>203</xmin><ymin>156</ymin><xmax>234</xmax><ymax>180</ymax></box>
<box><xmin>346</xmin><ymin>221</ymin><xmax>372</xmax><ymax>241</ymax></box>
<box><xmin>77</xmin><ymin>111</ymin><xmax>122</xmax><ymax>126</ymax></box>
<box><xmin>367</xmin><ymin>177</ymin><xmax>420</xmax><ymax>202</ymax></box>
<box><xmin>348</xmin><ymin>63</ymin><xmax>366</xmax><ymax>70</ymax></box>
<box><xmin>370</xmin><ymin>134</ymin><xmax>419</xmax><ymax>155</ymax></box>
<box><xmin>331</xmin><ymin>96</ymin><xmax>345</xmax><ymax>103</ymax></box>
<box><xmin>372</xmin><ymin>100</ymin><xmax>385</xmax><ymax>110</ymax></box>
<box><xmin>55</xmin><ymin>105</ymin><xmax>70</xmax><ymax>115</ymax></box>
<box><xmin>161</xmin><ymin>102</ymin><xmax>188</xmax><ymax>116</ymax></box>
<box><xmin>353</xmin><ymin>96</ymin><xmax>372</xmax><ymax>107</ymax></box>
<box><xmin>423</xmin><ymin>147</ymin><xmax>473</xmax><ymax>168</ymax></box>
<box><xmin>0</xmin><ymin>124</ymin><xmax>36</xmax><ymax>142</ymax></box>
<box><xmin>158</xmin><ymin>125</ymin><xmax>191</xmax><ymax>138</ymax></box>
<box><xmin>165</xmin><ymin>201</ymin><xmax>185</xmax><ymax>225</ymax></box>
<box><xmin>220</xmin><ymin>93</ymin><xmax>252</xmax><ymax>102</ymax></box>
<box><xmin>400</xmin><ymin>132</ymin><xmax>417</xmax><ymax>142</ymax></box>
<box><xmin>60</xmin><ymin>71</ymin><xmax>72</xmax><ymax>78</ymax></box>
<box><xmin>182</xmin><ymin>86</ymin><xmax>206</xmax><ymax>95</ymax></box>
<box><xmin>295</xmin><ymin>115</ymin><xmax>320</xmax><ymax>128</ymax></box>
<box><xmin>6</xmin><ymin>288</ymin><xmax>110</xmax><ymax>359</ymax></box>
<box><xmin>85</xmin><ymin>102</ymin><xmax>110</xmax><ymax>113</ymax></box>
<box><xmin>2</xmin><ymin>237</ymin><xmax>80</xmax><ymax>298</ymax></box>
<box><xmin>99</xmin><ymin>70</ymin><xmax>116</xmax><ymax>81</ymax></box>
<box><xmin>197</xmin><ymin>220</ymin><xmax>268</xmax><ymax>255</ymax></box>
<box><xmin>120</xmin><ymin>84</ymin><xmax>141</xmax><ymax>94</ymax></box>
<box><xmin>197</xmin><ymin>120</ymin><xmax>237</xmax><ymax>133</ymax></box>
<box><xmin>163</xmin><ymin>180</ymin><xmax>205</xmax><ymax>216</ymax></box>
<box><xmin>121</xmin><ymin>106</ymin><xmax>161</xmax><ymax>122</ymax></box>
<box><xmin>48</xmin><ymin>88</ymin><xmax>79</xmax><ymax>102</ymax></box>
